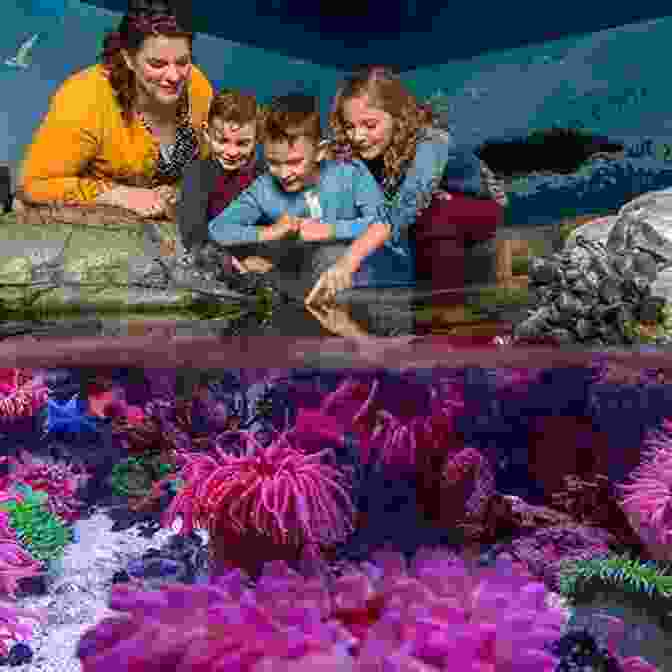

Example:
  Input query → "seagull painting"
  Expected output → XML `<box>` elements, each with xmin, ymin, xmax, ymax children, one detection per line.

<box><xmin>5</xmin><ymin>33</ymin><xmax>40</xmax><ymax>69</ymax></box>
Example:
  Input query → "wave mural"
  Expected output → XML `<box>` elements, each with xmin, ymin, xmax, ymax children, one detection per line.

<box><xmin>3</xmin><ymin>2</ymin><xmax>672</xmax><ymax>224</ymax></box>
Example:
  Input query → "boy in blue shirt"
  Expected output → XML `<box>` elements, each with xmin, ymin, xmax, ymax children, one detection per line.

<box><xmin>208</xmin><ymin>93</ymin><xmax>414</xmax><ymax>304</ymax></box>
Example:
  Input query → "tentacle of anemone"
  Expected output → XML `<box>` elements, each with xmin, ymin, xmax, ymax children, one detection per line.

<box><xmin>351</xmin><ymin>378</ymin><xmax>379</xmax><ymax>427</ymax></box>
<box><xmin>274</xmin><ymin>472</ymin><xmax>291</xmax><ymax>541</ymax></box>
<box><xmin>259</xmin><ymin>474</ymin><xmax>290</xmax><ymax>544</ymax></box>
<box><xmin>297</xmin><ymin>473</ymin><xmax>339</xmax><ymax>544</ymax></box>
<box><xmin>300</xmin><ymin>465</ymin><xmax>355</xmax><ymax>527</ymax></box>
<box><xmin>224</xmin><ymin>470</ymin><xmax>264</xmax><ymax>530</ymax></box>
<box><xmin>372</xmin><ymin>411</ymin><xmax>403</xmax><ymax>467</ymax></box>
<box><xmin>284</xmin><ymin>470</ymin><xmax>312</xmax><ymax>545</ymax></box>
<box><xmin>260</xmin><ymin>474</ymin><xmax>281</xmax><ymax>522</ymax></box>
<box><xmin>269</xmin><ymin>466</ymin><xmax>299</xmax><ymax>544</ymax></box>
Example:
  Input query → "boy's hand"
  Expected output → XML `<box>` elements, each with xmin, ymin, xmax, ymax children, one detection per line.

<box><xmin>297</xmin><ymin>218</ymin><xmax>334</xmax><ymax>241</ymax></box>
<box><xmin>259</xmin><ymin>213</ymin><xmax>300</xmax><ymax>241</ymax></box>
<box><xmin>305</xmin><ymin>253</ymin><xmax>359</xmax><ymax>305</ymax></box>
<box><xmin>305</xmin><ymin>303</ymin><xmax>369</xmax><ymax>339</ymax></box>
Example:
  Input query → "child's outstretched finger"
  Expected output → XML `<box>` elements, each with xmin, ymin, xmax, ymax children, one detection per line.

<box><xmin>305</xmin><ymin>275</ymin><xmax>326</xmax><ymax>305</ymax></box>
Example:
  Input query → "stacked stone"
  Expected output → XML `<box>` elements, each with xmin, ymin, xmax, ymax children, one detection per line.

<box><xmin>513</xmin><ymin>235</ymin><xmax>666</xmax><ymax>345</ymax></box>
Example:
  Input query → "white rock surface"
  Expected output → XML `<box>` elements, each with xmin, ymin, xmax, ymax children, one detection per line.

<box><xmin>564</xmin><ymin>187</ymin><xmax>672</xmax><ymax>300</ymax></box>
<box><xmin>8</xmin><ymin>511</ymin><xmax>176</xmax><ymax>672</ymax></box>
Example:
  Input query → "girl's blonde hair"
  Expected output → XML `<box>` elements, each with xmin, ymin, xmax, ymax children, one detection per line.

<box><xmin>329</xmin><ymin>66</ymin><xmax>436</xmax><ymax>193</ymax></box>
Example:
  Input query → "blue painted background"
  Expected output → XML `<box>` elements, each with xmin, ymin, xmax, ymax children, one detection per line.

<box><xmin>3</xmin><ymin>1</ymin><xmax>672</xmax><ymax>225</ymax></box>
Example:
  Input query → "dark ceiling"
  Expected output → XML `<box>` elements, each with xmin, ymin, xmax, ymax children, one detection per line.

<box><xmin>83</xmin><ymin>0</ymin><xmax>672</xmax><ymax>71</ymax></box>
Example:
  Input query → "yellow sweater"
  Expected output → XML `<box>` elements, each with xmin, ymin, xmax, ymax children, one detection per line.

<box><xmin>19</xmin><ymin>63</ymin><xmax>213</xmax><ymax>204</ymax></box>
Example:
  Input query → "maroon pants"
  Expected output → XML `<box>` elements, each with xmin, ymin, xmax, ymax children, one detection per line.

<box><xmin>413</xmin><ymin>192</ymin><xmax>503</xmax><ymax>293</ymax></box>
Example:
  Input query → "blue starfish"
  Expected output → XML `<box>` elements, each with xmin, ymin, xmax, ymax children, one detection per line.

<box><xmin>43</xmin><ymin>393</ymin><xmax>100</xmax><ymax>438</ymax></box>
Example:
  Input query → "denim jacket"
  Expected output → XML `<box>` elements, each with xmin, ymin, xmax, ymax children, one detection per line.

<box><xmin>382</xmin><ymin>127</ymin><xmax>483</xmax><ymax>243</ymax></box>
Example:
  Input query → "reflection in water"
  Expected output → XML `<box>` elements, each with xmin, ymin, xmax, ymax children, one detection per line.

<box><xmin>0</xmin><ymin>281</ymin><xmax>529</xmax><ymax>343</ymax></box>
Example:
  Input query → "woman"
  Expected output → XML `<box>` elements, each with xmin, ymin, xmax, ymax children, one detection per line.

<box><xmin>317</xmin><ymin>66</ymin><xmax>504</xmax><ymax>304</ymax></box>
<box><xmin>17</xmin><ymin>0</ymin><xmax>212</xmax><ymax>218</ymax></box>
<box><xmin>2</xmin><ymin>0</ymin><xmax>217</xmax><ymax>317</ymax></box>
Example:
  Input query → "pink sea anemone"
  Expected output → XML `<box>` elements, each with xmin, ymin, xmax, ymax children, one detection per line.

<box><xmin>617</xmin><ymin>418</ymin><xmax>672</xmax><ymax>562</ymax></box>
<box><xmin>163</xmin><ymin>429</ymin><xmax>356</xmax><ymax>574</ymax></box>
<box><xmin>318</xmin><ymin>373</ymin><xmax>465</xmax><ymax>472</ymax></box>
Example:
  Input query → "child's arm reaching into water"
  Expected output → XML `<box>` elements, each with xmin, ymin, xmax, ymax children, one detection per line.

<box><xmin>304</xmin><ymin>221</ymin><xmax>391</xmax><ymax>304</ymax></box>
<box><xmin>305</xmin><ymin>163</ymin><xmax>392</xmax><ymax>304</ymax></box>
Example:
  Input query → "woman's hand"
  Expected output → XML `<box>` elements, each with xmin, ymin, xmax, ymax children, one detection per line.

<box><xmin>240</xmin><ymin>256</ymin><xmax>274</xmax><ymax>273</ymax></box>
<box><xmin>259</xmin><ymin>213</ymin><xmax>300</xmax><ymax>241</ymax></box>
<box><xmin>297</xmin><ymin>217</ymin><xmax>333</xmax><ymax>241</ymax></box>
<box><xmin>96</xmin><ymin>186</ymin><xmax>167</xmax><ymax>218</ymax></box>
<box><xmin>154</xmin><ymin>185</ymin><xmax>178</xmax><ymax>217</ymax></box>
<box><xmin>305</xmin><ymin>253</ymin><xmax>359</xmax><ymax>305</ymax></box>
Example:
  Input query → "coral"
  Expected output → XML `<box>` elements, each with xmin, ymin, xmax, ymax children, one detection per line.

<box><xmin>108</xmin><ymin>454</ymin><xmax>175</xmax><ymax>500</ymax></box>
<box><xmin>76</xmin><ymin>549</ymin><xmax>570</xmax><ymax>672</ymax></box>
<box><xmin>437</xmin><ymin>446</ymin><xmax>496</xmax><ymax>533</ymax></box>
<box><xmin>0</xmin><ymin>509</ymin><xmax>43</xmax><ymax>598</ymax></box>
<box><xmin>0</xmin><ymin>600</ymin><xmax>42</xmax><ymax>658</ymax></box>
<box><xmin>528</xmin><ymin>415</ymin><xmax>613</xmax><ymax>498</ymax></box>
<box><xmin>617</xmin><ymin>418</ymin><xmax>672</xmax><ymax>562</ymax></box>
<box><xmin>0</xmin><ymin>451</ymin><xmax>88</xmax><ymax>523</ymax></box>
<box><xmin>557</xmin><ymin>553</ymin><xmax>672</xmax><ymax>602</ymax></box>
<box><xmin>163</xmin><ymin>430</ymin><xmax>355</xmax><ymax>575</ymax></box>
<box><xmin>551</xmin><ymin>474</ymin><xmax>644</xmax><ymax>551</ymax></box>
<box><xmin>0</xmin><ymin>485</ymin><xmax>73</xmax><ymax>564</ymax></box>
<box><xmin>0</xmin><ymin>368</ymin><xmax>48</xmax><ymax>419</ymax></box>
<box><xmin>111</xmin><ymin>397</ymin><xmax>190</xmax><ymax>457</ymax></box>
<box><xmin>552</xmin><ymin>627</ymin><xmax>659</xmax><ymax>672</ymax></box>
<box><xmin>111</xmin><ymin>389</ymin><xmax>250</xmax><ymax>461</ymax></box>
<box><xmin>475</xmin><ymin>493</ymin><xmax>577</xmax><ymax>544</ymax></box>
<box><xmin>87</xmin><ymin>384</ymin><xmax>145</xmax><ymax>426</ymax></box>
<box><xmin>508</xmin><ymin>524</ymin><xmax>616</xmax><ymax>592</ymax></box>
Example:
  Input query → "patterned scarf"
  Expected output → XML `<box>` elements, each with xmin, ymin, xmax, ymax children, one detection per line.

<box><xmin>138</xmin><ymin>91</ymin><xmax>200</xmax><ymax>184</ymax></box>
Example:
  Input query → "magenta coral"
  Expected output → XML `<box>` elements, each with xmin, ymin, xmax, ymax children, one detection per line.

<box><xmin>0</xmin><ymin>600</ymin><xmax>42</xmax><ymax>658</ymax></box>
<box><xmin>0</xmin><ymin>451</ymin><xmax>89</xmax><ymax>523</ymax></box>
<box><xmin>0</xmin><ymin>509</ymin><xmax>43</xmax><ymax>598</ymax></box>
<box><xmin>618</xmin><ymin>418</ymin><xmax>672</xmax><ymax>560</ymax></box>
<box><xmin>509</xmin><ymin>524</ymin><xmax>613</xmax><ymax>591</ymax></box>
<box><xmin>164</xmin><ymin>430</ymin><xmax>356</xmax><ymax>549</ymax></box>
<box><xmin>0</xmin><ymin>509</ymin><xmax>43</xmax><ymax>656</ymax></box>
<box><xmin>77</xmin><ymin>548</ymin><xmax>574</xmax><ymax>672</ymax></box>
<box><xmin>0</xmin><ymin>368</ymin><xmax>48</xmax><ymax>419</ymax></box>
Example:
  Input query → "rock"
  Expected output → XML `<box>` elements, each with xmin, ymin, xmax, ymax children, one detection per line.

<box><xmin>550</xmin><ymin>475</ymin><xmax>644</xmax><ymax>552</ymax></box>
<box><xmin>527</xmin><ymin>415</ymin><xmax>613</xmax><ymax>499</ymax></box>
<box><xmin>514</xmin><ymin>227</ymin><xmax>667</xmax><ymax>345</ymax></box>
<box><xmin>6</xmin><ymin>642</ymin><xmax>33</xmax><ymax>666</ymax></box>
<box><xmin>469</xmin><ymin>492</ymin><xmax>576</xmax><ymax>544</ymax></box>
<box><xmin>566</xmin><ymin>187</ymin><xmax>672</xmax><ymax>301</ymax></box>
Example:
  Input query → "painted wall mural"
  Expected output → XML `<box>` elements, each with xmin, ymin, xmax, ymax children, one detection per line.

<box><xmin>0</xmin><ymin>0</ymin><xmax>346</xmax><ymax>189</ymax></box>
<box><xmin>405</xmin><ymin>17</ymin><xmax>672</xmax><ymax>226</ymax></box>
<box><xmin>3</xmin><ymin>2</ymin><xmax>672</xmax><ymax>227</ymax></box>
